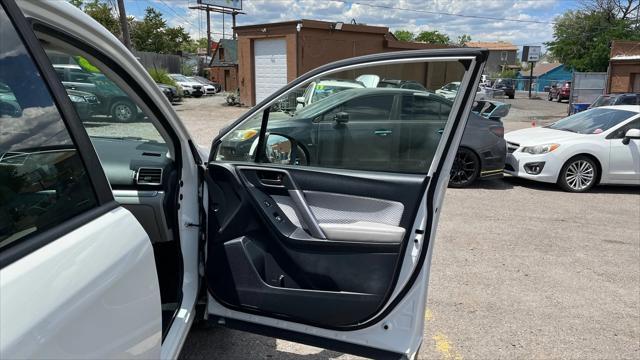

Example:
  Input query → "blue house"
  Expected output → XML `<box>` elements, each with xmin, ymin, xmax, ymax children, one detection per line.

<box><xmin>516</xmin><ymin>63</ymin><xmax>573</xmax><ymax>92</ymax></box>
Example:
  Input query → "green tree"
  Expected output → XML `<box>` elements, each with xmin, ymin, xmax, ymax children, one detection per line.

<box><xmin>393</xmin><ymin>30</ymin><xmax>415</xmax><ymax>42</ymax></box>
<box><xmin>82</xmin><ymin>0</ymin><xmax>121</xmax><ymax>37</ymax></box>
<box><xmin>456</xmin><ymin>34</ymin><xmax>472</xmax><ymax>46</ymax></box>
<box><xmin>69</xmin><ymin>0</ymin><xmax>120</xmax><ymax>36</ymax></box>
<box><xmin>546</xmin><ymin>1</ymin><xmax>639</xmax><ymax>72</ymax></box>
<box><xmin>415</xmin><ymin>30</ymin><xmax>450</xmax><ymax>44</ymax></box>
<box><xmin>131</xmin><ymin>7</ymin><xmax>192</xmax><ymax>54</ymax></box>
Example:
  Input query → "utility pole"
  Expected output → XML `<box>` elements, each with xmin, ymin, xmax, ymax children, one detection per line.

<box><xmin>528</xmin><ymin>62</ymin><xmax>534</xmax><ymax>99</ymax></box>
<box><xmin>232</xmin><ymin>11</ymin><xmax>238</xmax><ymax>39</ymax></box>
<box><xmin>206</xmin><ymin>7</ymin><xmax>211</xmax><ymax>56</ymax></box>
<box><xmin>116</xmin><ymin>0</ymin><xmax>131</xmax><ymax>50</ymax></box>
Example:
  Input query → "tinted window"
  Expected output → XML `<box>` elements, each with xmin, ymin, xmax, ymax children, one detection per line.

<box><xmin>340</xmin><ymin>94</ymin><xmax>393</xmax><ymax>121</ymax></box>
<box><xmin>401</xmin><ymin>95</ymin><xmax>449</xmax><ymax>120</ymax></box>
<box><xmin>608</xmin><ymin>119</ymin><xmax>640</xmax><ymax>139</ymax></box>
<box><xmin>0</xmin><ymin>6</ymin><xmax>97</xmax><ymax>249</ymax></box>
<box><xmin>618</xmin><ymin>95</ymin><xmax>639</xmax><ymax>105</ymax></box>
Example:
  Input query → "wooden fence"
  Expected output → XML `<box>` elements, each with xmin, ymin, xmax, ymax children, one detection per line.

<box><xmin>133</xmin><ymin>51</ymin><xmax>181</xmax><ymax>73</ymax></box>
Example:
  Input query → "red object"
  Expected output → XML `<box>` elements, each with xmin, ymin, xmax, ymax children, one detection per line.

<box><xmin>531</xmin><ymin>119</ymin><xmax>536</xmax><ymax>127</ymax></box>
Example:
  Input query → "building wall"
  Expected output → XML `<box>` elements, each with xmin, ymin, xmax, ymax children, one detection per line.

<box><xmin>608</xmin><ymin>62</ymin><xmax>640</xmax><ymax>93</ymax></box>
<box><xmin>484</xmin><ymin>50</ymin><xmax>517</xmax><ymax>75</ymax></box>
<box><xmin>209</xmin><ymin>66</ymin><xmax>238</xmax><ymax>92</ymax></box>
<box><xmin>536</xmin><ymin>66</ymin><xmax>573</xmax><ymax>92</ymax></box>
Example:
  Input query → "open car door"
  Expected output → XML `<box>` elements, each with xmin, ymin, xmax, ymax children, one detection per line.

<box><xmin>205</xmin><ymin>49</ymin><xmax>487</xmax><ymax>359</ymax></box>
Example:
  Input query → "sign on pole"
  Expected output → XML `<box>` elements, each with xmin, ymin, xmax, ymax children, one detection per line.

<box><xmin>521</xmin><ymin>45</ymin><xmax>541</xmax><ymax>62</ymax></box>
<box><xmin>197</xmin><ymin>0</ymin><xmax>242</xmax><ymax>10</ymax></box>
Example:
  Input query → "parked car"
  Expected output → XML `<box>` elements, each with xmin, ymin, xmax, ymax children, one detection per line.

<box><xmin>492</xmin><ymin>78</ymin><xmax>515</xmax><ymax>99</ymax></box>
<box><xmin>1</xmin><ymin>1</ymin><xmax>491</xmax><ymax>359</ymax></box>
<box><xmin>435</xmin><ymin>81</ymin><xmax>460</xmax><ymax>99</ymax></box>
<box><xmin>192</xmin><ymin>75</ymin><xmax>222</xmax><ymax>93</ymax></box>
<box><xmin>52</xmin><ymin>63</ymin><xmax>142</xmax><ymax>122</ymax></box>
<box><xmin>548</xmin><ymin>81</ymin><xmax>571</xmax><ymax>102</ymax></box>
<box><xmin>504</xmin><ymin>106</ymin><xmax>640</xmax><ymax>192</ymax></box>
<box><xmin>296</xmin><ymin>79</ymin><xmax>364</xmax><ymax>108</ymax></box>
<box><xmin>66</xmin><ymin>88</ymin><xmax>100</xmax><ymax>119</ymax></box>
<box><xmin>157</xmin><ymin>83</ymin><xmax>181</xmax><ymax>103</ymax></box>
<box><xmin>169</xmin><ymin>73</ymin><xmax>204</xmax><ymax>97</ymax></box>
<box><xmin>188</xmin><ymin>76</ymin><xmax>217</xmax><ymax>95</ymax></box>
<box><xmin>219</xmin><ymin>88</ymin><xmax>508</xmax><ymax>187</ymax></box>
<box><xmin>589</xmin><ymin>93</ymin><xmax>640</xmax><ymax>108</ymax></box>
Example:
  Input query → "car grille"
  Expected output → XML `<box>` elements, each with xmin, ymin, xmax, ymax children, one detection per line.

<box><xmin>507</xmin><ymin>142</ymin><xmax>519</xmax><ymax>153</ymax></box>
<box><xmin>192</xmin><ymin>85</ymin><xmax>202</xmax><ymax>90</ymax></box>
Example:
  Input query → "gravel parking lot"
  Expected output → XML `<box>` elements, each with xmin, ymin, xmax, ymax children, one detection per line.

<box><xmin>170</xmin><ymin>94</ymin><xmax>639</xmax><ymax>359</ymax></box>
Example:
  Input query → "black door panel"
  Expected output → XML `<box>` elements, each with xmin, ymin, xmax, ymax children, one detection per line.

<box><xmin>206</xmin><ymin>162</ymin><xmax>428</xmax><ymax>327</ymax></box>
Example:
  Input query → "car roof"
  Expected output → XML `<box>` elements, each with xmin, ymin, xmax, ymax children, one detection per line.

<box><xmin>598</xmin><ymin>105</ymin><xmax>640</xmax><ymax>113</ymax></box>
<box><xmin>316</xmin><ymin>79</ymin><xmax>364</xmax><ymax>87</ymax></box>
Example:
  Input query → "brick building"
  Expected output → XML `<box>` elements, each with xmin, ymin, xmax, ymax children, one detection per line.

<box><xmin>607</xmin><ymin>40</ymin><xmax>640</xmax><ymax>93</ymax></box>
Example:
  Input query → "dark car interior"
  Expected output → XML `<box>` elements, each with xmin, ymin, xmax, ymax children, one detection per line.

<box><xmin>206</xmin><ymin>161</ymin><xmax>428</xmax><ymax>328</ymax></box>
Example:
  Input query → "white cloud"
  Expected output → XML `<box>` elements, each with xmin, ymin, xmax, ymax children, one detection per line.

<box><xmin>136</xmin><ymin>0</ymin><xmax>563</xmax><ymax>47</ymax></box>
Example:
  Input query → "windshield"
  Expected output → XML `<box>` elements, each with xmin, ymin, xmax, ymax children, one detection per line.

<box><xmin>311</xmin><ymin>85</ymin><xmax>358</xmax><ymax>103</ymax></box>
<box><xmin>441</xmin><ymin>83</ymin><xmax>459</xmax><ymax>91</ymax></box>
<box><xmin>547</xmin><ymin>108</ymin><xmax>636</xmax><ymax>134</ymax></box>
<box><xmin>171</xmin><ymin>74</ymin><xmax>188</xmax><ymax>82</ymax></box>
<box><xmin>591</xmin><ymin>95</ymin><xmax>615</xmax><ymax>107</ymax></box>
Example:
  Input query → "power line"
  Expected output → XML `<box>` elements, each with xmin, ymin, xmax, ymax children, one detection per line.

<box><xmin>333</xmin><ymin>0</ymin><xmax>554</xmax><ymax>24</ymax></box>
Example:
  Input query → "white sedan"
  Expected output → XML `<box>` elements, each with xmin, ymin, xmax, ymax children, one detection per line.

<box><xmin>505</xmin><ymin>106</ymin><xmax>640</xmax><ymax>192</ymax></box>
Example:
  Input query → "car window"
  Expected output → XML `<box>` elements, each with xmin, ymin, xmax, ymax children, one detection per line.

<box><xmin>0</xmin><ymin>5</ymin><xmax>97</xmax><ymax>249</ymax></box>
<box><xmin>336</xmin><ymin>94</ymin><xmax>393</xmax><ymax>121</ymax></box>
<box><xmin>607</xmin><ymin>119</ymin><xmax>640</xmax><ymax>139</ymax></box>
<box><xmin>618</xmin><ymin>95</ymin><xmax>639</xmax><ymax>105</ymax></box>
<box><xmin>401</xmin><ymin>94</ymin><xmax>450</xmax><ymax>120</ymax></box>
<box><xmin>43</xmin><ymin>49</ymin><xmax>167</xmax><ymax>145</ymax></box>
<box><xmin>215</xmin><ymin>59</ymin><xmax>468</xmax><ymax>173</ymax></box>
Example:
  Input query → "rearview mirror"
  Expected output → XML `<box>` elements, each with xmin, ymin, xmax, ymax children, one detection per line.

<box><xmin>263</xmin><ymin>133</ymin><xmax>308</xmax><ymax>165</ymax></box>
<box><xmin>622</xmin><ymin>128</ymin><xmax>640</xmax><ymax>145</ymax></box>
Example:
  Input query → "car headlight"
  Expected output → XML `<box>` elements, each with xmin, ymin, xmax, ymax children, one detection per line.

<box><xmin>229</xmin><ymin>129</ymin><xmax>258</xmax><ymax>141</ymax></box>
<box><xmin>68</xmin><ymin>94</ymin><xmax>87</xmax><ymax>103</ymax></box>
<box><xmin>521</xmin><ymin>143</ymin><xmax>560</xmax><ymax>154</ymax></box>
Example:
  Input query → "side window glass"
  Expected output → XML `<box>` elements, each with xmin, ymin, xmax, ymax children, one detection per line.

<box><xmin>611</xmin><ymin>119</ymin><xmax>640</xmax><ymax>139</ymax></box>
<box><xmin>0</xmin><ymin>6</ymin><xmax>97</xmax><ymax>249</ymax></box>
<box><xmin>215</xmin><ymin>59</ymin><xmax>467</xmax><ymax>173</ymax></box>
<box><xmin>340</xmin><ymin>95</ymin><xmax>393</xmax><ymax>121</ymax></box>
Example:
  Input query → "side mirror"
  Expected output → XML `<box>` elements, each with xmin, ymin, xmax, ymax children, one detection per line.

<box><xmin>333</xmin><ymin>111</ymin><xmax>349</xmax><ymax>125</ymax></box>
<box><xmin>296</xmin><ymin>96</ymin><xmax>305</xmax><ymax>105</ymax></box>
<box><xmin>622</xmin><ymin>128</ymin><xmax>640</xmax><ymax>145</ymax></box>
<box><xmin>262</xmin><ymin>133</ymin><xmax>308</xmax><ymax>165</ymax></box>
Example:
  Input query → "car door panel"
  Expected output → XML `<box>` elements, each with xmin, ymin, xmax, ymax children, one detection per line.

<box><xmin>206</xmin><ymin>162</ymin><xmax>427</xmax><ymax>326</ymax></box>
<box><xmin>207</xmin><ymin>50</ymin><xmax>486</xmax><ymax>357</ymax></box>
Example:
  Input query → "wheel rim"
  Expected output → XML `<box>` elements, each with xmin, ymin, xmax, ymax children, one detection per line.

<box><xmin>450</xmin><ymin>150</ymin><xmax>478</xmax><ymax>185</ymax></box>
<box><xmin>114</xmin><ymin>104</ymin><xmax>132</xmax><ymax>121</ymax></box>
<box><xmin>565</xmin><ymin>160</ymin><xmax>594</xmax><ymax>190</ymax></box>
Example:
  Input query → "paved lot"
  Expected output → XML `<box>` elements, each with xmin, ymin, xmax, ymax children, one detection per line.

<box><xmin>175</xmin><ymin>94</ymin><xmax>639</xmax><ymax>359</ymax></box>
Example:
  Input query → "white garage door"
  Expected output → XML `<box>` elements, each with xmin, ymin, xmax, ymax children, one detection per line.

<box><xmin>254</xmin><ymin>38</ymin><xmax>287</xmax><ymax>104</ymax></box>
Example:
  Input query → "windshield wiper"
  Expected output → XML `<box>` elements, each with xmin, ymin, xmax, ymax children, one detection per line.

<box><xmin>555</xmin><ymin>127</ymin><xmax>577</xmax><ymax>133</ymax></box>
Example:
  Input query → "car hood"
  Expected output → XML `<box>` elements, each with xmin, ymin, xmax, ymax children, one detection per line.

<box><xmin>504</xmin><ymin>127</ymin><xmax>587</xmax><ymax>145</ymax></box>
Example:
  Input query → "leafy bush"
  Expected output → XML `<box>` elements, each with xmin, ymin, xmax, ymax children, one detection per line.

<box><xmin>147</xmin><ymin>66</ymin><xmax>177</xmax><ymax>87</ymax></box>
<box><xmin>181</xmin><ymin>63</ymin><xmax>194</xmax><ymax>76</ymax></box>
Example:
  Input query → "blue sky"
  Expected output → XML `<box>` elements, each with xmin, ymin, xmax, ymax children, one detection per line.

<box><xmin>124</xmin><ymin>0</ymin><xmax>582</xmax><ymax>48</ymax></box>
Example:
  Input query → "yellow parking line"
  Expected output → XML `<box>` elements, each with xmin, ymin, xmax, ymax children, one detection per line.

<box><xmin>425</xmin><ymin>308</ymin><xmax>463</xmax><ymax>360</ymax></box>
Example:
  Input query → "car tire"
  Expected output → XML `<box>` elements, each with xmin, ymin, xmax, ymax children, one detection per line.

<box><xmin>110</xmin><ymin>100</ymin><xmax>136</xmax><ymax>122</ymax></box>
<box><xmin>508</xmin><ymin>93</ymin><xmax>514</xmax><ymax>99</ymax></box>
<box><xmin>449</xmin><ymin>147</ymin><xmax>480</xmax><ymax>188</ymax></box>
<box><xmin>548</xmin><ymin>92</ymin><xmax>553</xmax><ymax>101</ymax></box>
<box><xmin>557</xmin><ymin>155</ymin><xmax>598</xmax><ymax>192</ymax></box>
<box><xmin>556</xmin><ymin>95</ymin><xmax>562</xmax><ymax>103</ymax></box>
<box><xmin>193</xmin><ymin>93</ymin><xmax>203</xmax><ymax>98</ymax></box>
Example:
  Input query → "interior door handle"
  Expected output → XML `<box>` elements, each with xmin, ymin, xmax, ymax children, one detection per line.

<box><xmin>257</xmin><ymin>171</ymin><xmax>284</xmax><ymax>187</ymax></box>
<box><xmin>374</xmin><ymin>129</ymin><xmax>393</xmax><ymax>137</ymax></box>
